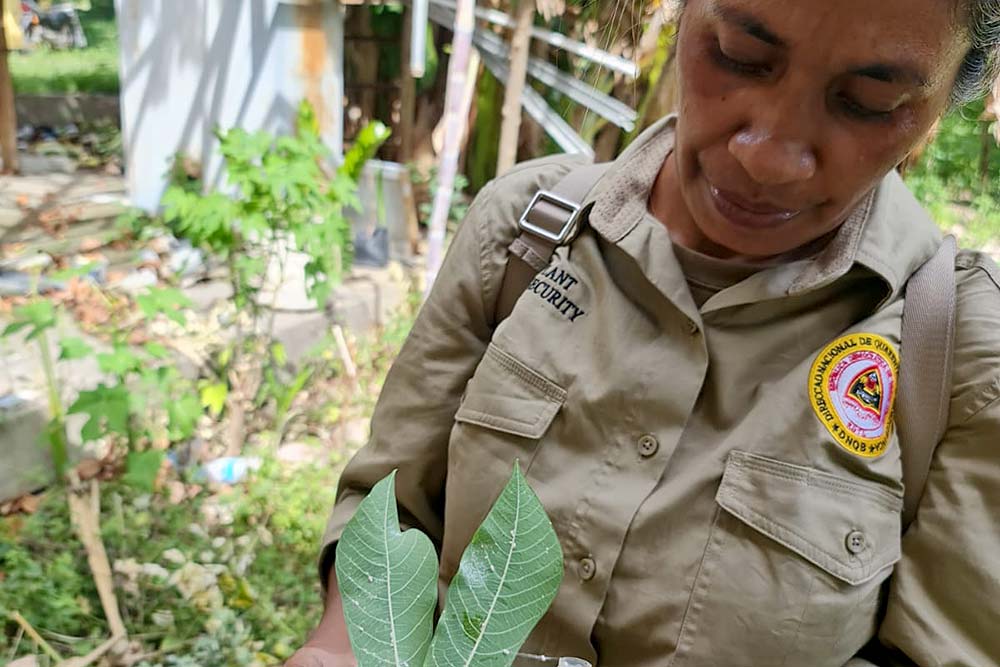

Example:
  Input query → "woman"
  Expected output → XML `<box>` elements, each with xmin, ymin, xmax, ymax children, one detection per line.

<box><xmin>290</xmin><ymin>0</ymin><xmax>1000</xmax><ymax>665</ymax></box>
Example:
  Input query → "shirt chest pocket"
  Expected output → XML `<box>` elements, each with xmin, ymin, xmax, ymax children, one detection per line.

<box><xmin>441</xmin><ymin>343</ymin><xmax>566</xmax><ymax>581</ymax></box>
<box><xmin>454</xmin><ymin>343</ymin><xmax>566</xmax><ymax>443</ymax></box>
<box><xmin>672</xmin><ymin>451</ymin><xmax>902</xmax><ymax>667</ymax></box>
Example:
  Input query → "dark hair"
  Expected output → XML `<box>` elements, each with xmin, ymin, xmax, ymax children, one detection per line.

<box><xmin>669</xmin><ymin>0</ymin><xmax>1000</xmax><ymax>106</ymax></box>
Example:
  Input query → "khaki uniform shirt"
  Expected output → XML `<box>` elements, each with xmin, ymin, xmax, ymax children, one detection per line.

<box><xmin>321</xmin><ymin>118</ymin><xmax>1000</xmax><ymax>667</ymax></box>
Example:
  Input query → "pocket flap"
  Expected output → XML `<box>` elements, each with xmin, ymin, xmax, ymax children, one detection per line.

<box><xmin>716</xmin><ymin>451</ymin><xmax>902</xmax><ymax>585</ymax></box>
<box><xmin>454</xmin><ymin>344</ymin><xmax>566</xmax><ymax>439</ymax></box>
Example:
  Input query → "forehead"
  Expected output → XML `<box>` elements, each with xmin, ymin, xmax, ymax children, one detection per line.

<box><xmin>694</xmin><ymin>0</ymin><xmax>968</xmax><ymax>83</ymax></box>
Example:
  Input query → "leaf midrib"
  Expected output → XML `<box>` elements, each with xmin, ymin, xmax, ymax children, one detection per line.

<box><xmin>461</xmin><ymin>484</ymin><xmax>522</xmax><ymax>667</ymax></box>
<box><xmin>383</xmin><ymin>486</ymin><xmax>403</xmax><ymax>667</ymax></box>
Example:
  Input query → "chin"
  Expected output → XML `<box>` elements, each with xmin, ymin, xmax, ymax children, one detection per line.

<box><xmin>688</xmin><ymin>190</ymin><xmax>811</xmax><ymax>259</ymax></box>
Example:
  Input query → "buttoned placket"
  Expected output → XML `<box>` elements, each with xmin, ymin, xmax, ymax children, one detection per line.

<box><xmin>541</xmin><ymin>200</ymin><xmax>711</xmax><ymax>656</ymax></box>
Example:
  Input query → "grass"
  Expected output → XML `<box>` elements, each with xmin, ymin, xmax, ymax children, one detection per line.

<box><xmin>0</xmin><ymin>300</ymin><xmax>419</xmax><ymax>665</ymax></box>
<box><xmin>9</xmin><ymin>0</ymin><xmax>120</xmax><ymax>95</ymax></box>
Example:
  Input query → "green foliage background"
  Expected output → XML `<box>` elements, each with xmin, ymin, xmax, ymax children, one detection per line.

<box><xmin>10</xmin><ymin>0</ymin><xmax>120</xmax><ymax>95</ymax></box>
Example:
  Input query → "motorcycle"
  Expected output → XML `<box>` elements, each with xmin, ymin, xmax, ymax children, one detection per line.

<box><xmin>19</xmin><ymin>1</ymin><xmax>88</xmax><ymax>50</ymax></box>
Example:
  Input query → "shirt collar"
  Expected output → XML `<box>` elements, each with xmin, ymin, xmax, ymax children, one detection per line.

<box><xmin>586</xmin><ymin>115</ymin><xmax>942</xmax><ymax>302</ymax></box>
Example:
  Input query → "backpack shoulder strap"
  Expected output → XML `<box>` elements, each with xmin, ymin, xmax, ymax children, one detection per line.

<box><xmin>897</xmin><ymin>235</ymin><xmax>958</xmax><ymax>531</ymax></box>
<box><xmin>494</xmin><ymin>162</ymin><xmax>611</xmax><ymax>323</ymax></box>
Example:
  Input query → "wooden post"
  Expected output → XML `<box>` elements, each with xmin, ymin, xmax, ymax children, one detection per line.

<box><xmin>0</xmin><ymin>0</ymin><xmax>20</xmax><ymax>174</ymax></box>
<box><xmin>496</xmin><ymin>0</ymin><xmax>534</xmax><ymax>175</ymax></box>
<box><xmin>399</xmin><ymin>5</ymin><xmax>417</xmax><ymax>164</ymax></box>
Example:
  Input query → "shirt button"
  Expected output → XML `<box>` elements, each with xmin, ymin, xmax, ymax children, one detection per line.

<box><xmin>578</xmin><ymin>557</ymin><xmax>597</xmax><ymax>581</ymax></box>
<box><xmin>845</xmin><ymin>531</ymin><xmax>867</xmax><ymax>555</ymax></box>
<box><xmin>686</xmin><ymin>319</ymin><xmax>700</xmax><ymax>336</ymax></box>
<box><xmin>637</xmin><ymin>434</ymin><xmax>660</xmax><ymax>458</ymax></box>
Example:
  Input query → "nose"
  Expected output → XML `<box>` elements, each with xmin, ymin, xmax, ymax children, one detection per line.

<box><xmin>728</xmin><ymin>127</ymin><xmax>817</xmax><ymax>186</ymax></box>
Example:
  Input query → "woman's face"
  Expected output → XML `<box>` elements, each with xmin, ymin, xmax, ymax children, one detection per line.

<box><xmin>671</xmin><ymin>0</ymin><xmax>970</xmax><ymax>258</ymax></box>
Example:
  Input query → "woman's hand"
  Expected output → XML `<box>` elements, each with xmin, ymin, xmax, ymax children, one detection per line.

<box><xmin>287</xmin><ymin>567</ymin><xmax>357</xmax><ymax>667</ymax></box>
<box><xmin>283</xmin><ymin>645</ymin><xmax>356</xmax><ymax>667</ymax></box>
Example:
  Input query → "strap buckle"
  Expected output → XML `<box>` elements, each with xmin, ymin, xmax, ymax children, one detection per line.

<box><xmin>518</xmin><ymin>190</ymin><xmax>583</xmax><ymax>244</ymax></box>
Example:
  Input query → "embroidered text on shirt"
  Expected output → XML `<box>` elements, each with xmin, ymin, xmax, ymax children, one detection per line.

<box><xmin>529</xmin><ymin>265</ymin><xmax>586</xmax><ymax>322</ymax></box>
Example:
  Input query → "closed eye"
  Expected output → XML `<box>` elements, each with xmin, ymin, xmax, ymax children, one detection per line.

<box><xmin>711</xmin><ymin>39</ymin><xmax>772</xmax><ymax>78</ymax></box>
<box><xmin>835</xmin><ymin>93</ymin><xmax>894</xmax><ymax>122</ymax></box>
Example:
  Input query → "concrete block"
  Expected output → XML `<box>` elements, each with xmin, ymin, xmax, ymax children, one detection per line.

<box><xmin>0</xmin><ymin>394</ymin><xmax>53</xmax><ymax>501</ymax></box>
<box><xmin>15</xmin><ymin>94</ymin><xmax>121</xmax><ymax>127</ymax></box>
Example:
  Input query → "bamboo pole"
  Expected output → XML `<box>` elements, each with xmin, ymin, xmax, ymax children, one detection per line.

<box><xmin>424</xmin><ymin>0</ymin><xmax>476</xmax><ymax>295</ymax></box>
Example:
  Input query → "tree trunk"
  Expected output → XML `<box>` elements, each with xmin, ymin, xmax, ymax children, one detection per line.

<box><xmin>496</xmin><ymin>0</ymin><xmax>534</xmax><ymax>176</ymax></box>
<box><xmin>0</xmin><ymin>0</ymin><xmax>19</xmax><ymax>175</ymax></box>
<box><xmin>424</xmin><ymin>0</ymin><xmax>475</xmax><ymax>295</ymax></box>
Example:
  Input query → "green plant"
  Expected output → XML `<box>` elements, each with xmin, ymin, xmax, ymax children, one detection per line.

<box><xmin>161</xmin><ymin>101</ymin><xmax>378</xmax><ymax>314</ymax></box>
<box><xmin>2</xmin><ymin>299</ymin><xmax>69</xmax><ymax>476</ymax></box>
<box><xmin>159</xmin><ymin>102</ymin><xmax>389</xmax><ymax>450</ymax></box>
<box><xmin>410</xmin><ymin>165</ymin><xmax>471</xmax><ymax>229</ymax></box>
<box><xmin>336</xmin><ymin>466</ymin><xmax>564</xmax><ymax>667</ymax></box>
<box><xmin>61</xmin><ymin>287</ymin><xmax>201</xmax><ymax>490</ymax></box>
<box><xmin>1</xmin><ymin>302</ymin><xmax>418</xmax><ymax>661</ymax></box>
<box><xmin>1</xmin><ymin>280</ymin><xmax>202</xmax><ymax>492</ymax></box>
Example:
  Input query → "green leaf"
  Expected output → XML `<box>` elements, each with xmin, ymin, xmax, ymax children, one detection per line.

<box><xmin>425</xmin><ymin>464</ymin><xmax>564</xmax><ymax>667</ymax></box>
<box><xmin>136</xmin><ymin>287</ymin><xmax>193</xmax><ymax>326</ymax></box>
<box><xmin>217</xmin><ymin>345</ymin><xmax>234</xmax><ymax>370</ymax></box>
<box><xmin>276</xmin><ymin>366</ymin><xmax>313</xmax><ymax>417</ymax></box>
<box><xmin>200</xmin><ymin>382</ymin><xmax>228</xmax><ymax>418</ymax></box>
<box><xmin>338</xmin><ymin>121</ymin><xmax>392</xmax><ymax>182</ymax></box>
<box><xmin>271</xmin><ymin>342</ymin><xmax>287</xmax><ymax>367</ymax></box>
<box><xmin>336</xmin><ymin>471</ymin><xmax>438</xmax><ymax>667</ymax></box>
<box><xmin>144</xmin><ymin>342</ymin><xmax>170</xmax><ymax>359</ymax></box>
<box><xmin>97</xmin><ymin>345</ymin><xmax>144</xmax><ymax>377</ymax></box>
<box><xmin>123</xmin><ymin>450</ymin><xmax>165</xmax><ymax>492</ymax></box>
<box><xmin>2</xmin><ymin>321</ymin><xmax>31</xmax><ymax>338</ymax></box>
<box><xmin>68</xmin><ymin>385</ymin><xmax>131</xmax><ymax>442</ymax></box>
<box><xmin>5</xmin><ymin>301</ymin><xmax>57</xmax><ymax>340</ymax></box>
<box><xmin>168</xmin><ymin>393</ymin><xmax>202</xmax><ymax>442</ymax></box>
<box><xmin>58</xmin><ymin>337</ymin><xmax>94</xmax><ymax>361</ymax></box>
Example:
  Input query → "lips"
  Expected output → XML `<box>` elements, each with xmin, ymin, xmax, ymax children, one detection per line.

<box><xmin>708</xmin><ymin>184</ymin><xmax>804</xmax><ymax>230</ymax></box>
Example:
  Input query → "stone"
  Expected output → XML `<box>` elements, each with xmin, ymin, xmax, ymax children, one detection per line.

<box><xmin>0</xmin><ymin>252</ymin><xmax>52</xmax><ymax>272</ymax></box>
<box><xmin>15</xmin><ymin>153</ymin><xmax>79</xmax><ymax>175</ymax></box>
<box><xmin>0</xmin><ymin>271</ymin><xmax>65</xmax><ymax>296</ymax></box>
<box><xmin>167</xmin><ymin>241</ymin><xmax>207</xmax><ymax>279</ymax></box>
<box><xmin>0</xmin><ymin>393</ymin><xmax>57</xmax><ymax>503</ymax></box>
<box><xmin>183</xmin><ymin>279</ymin><xmax>233</xmax><ymax>311</ymax></box>
<box><xmin>113</xmin><ymin>268</ymin><xmax>158</xmax><ymax>293</ymax></box>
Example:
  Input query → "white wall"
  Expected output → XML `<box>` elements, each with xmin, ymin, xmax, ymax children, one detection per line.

<box><xmin>115</xmin><ymin>0</ymin><xmax>345</xmax><ymax>211</ymax></box>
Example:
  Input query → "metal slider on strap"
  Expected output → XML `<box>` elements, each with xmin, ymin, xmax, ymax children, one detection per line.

<box><xmin>518</xmin><ymin>190</ymin><xmax>583</xmax><ymax>244</ymax></box>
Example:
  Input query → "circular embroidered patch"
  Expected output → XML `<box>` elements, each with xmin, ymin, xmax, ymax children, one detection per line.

<box><xmin>809</xmin><ymin>333</ymin><xmax>900</xmax><ymax>458</ymax></box>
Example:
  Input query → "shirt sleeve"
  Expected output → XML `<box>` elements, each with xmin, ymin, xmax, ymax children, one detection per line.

<box><xmin>846</xmin><ymin>253</ymin><xmax>1000</xmax><ymax>666</ymax></box>
<box><xmin>315</xmin><ymin>153</ymin><xmax>586</xmax><ymax>588</ymax></box>
<box><xmin>316</xmin><ymin>181</ymin><xmax>500</xmax><ymax>587</ymax></box>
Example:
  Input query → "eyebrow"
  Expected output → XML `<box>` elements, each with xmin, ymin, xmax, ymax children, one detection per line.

<box><xmin>849</xmin><ymin>64</ymin><xmax>930</xmax><ymax>88</ymax></box>
<box><xmin>715</xmin><ymin>6</ymin><xmax>785</xmax><ymax>47</ymax></box>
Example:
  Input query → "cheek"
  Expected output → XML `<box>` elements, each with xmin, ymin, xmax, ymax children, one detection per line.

<box><xmin>679</xmin><ymin>36</ymin><xmax>739</xmax><ymax>105</ymax></box>
<box><xmin>827</xmin><ymin>110</ymin><xmax>923</xmax><ymax>181</ymax></box>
